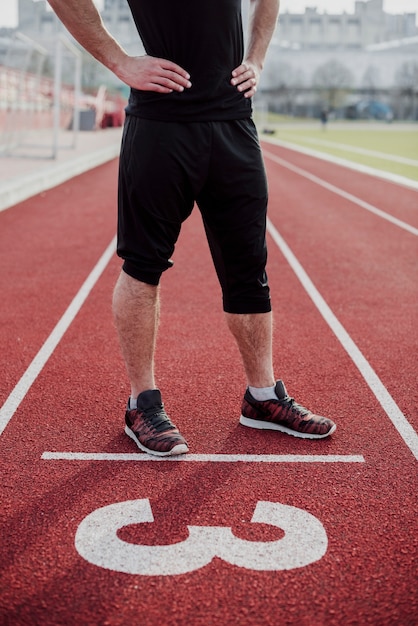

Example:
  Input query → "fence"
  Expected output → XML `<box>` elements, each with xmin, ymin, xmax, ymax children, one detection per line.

<box><xmin>0</xmin><ymin>31</ymin><xmax>81</xmax><ymax>159</ymax></box>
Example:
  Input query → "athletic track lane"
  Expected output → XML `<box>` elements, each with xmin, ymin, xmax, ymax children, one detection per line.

<box><xmin>0</xmin><ymin>147</ymin><xmax>416</xmax><ymax>626</ymax></box>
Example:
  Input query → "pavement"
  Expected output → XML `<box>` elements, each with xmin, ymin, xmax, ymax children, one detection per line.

<box><xmin>0</xmin><ymin>127</ymin><xmax>123</xmax><ymax>212</ymax></box>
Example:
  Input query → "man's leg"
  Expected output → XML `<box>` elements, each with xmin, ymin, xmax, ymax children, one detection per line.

<box><xmin>112</xmin><ymin>270</ymin><xmax>159</xmax><ymax>398</ymax></box>
<box><xmin>228</xmin><ymin>314</ymin><xmax>337</xmax><ymax>440</ymax></box>
<box><xmin>113</xmin><ymin>269</ymin><xmax>189</xmax><ymax>456</ymax></box>
<box><xmin>225</xmin><ymin>311</ymin><xmax>275</xmax><ymax>388</ymax></box>
<box><xmin>201</xmin><ymin>120</ymin><xmax>336</xmax><ymax>438</ymax></box>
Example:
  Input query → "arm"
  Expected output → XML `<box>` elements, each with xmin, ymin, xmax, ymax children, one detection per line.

<box><xmin>231</xmin><ymin>0</ymin><xmax>280</xmax><ymax>98</ymax></box>
<box><xmin>47</xmin><ymin>0</ymin><xmax>191</xmax><ymax>93</ymax></box>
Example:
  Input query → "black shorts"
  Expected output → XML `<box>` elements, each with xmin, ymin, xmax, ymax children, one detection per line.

<box><xmin>117</xmin><ymin>116</ymin><xmax>270</xmax><ymax>314</ymax></box>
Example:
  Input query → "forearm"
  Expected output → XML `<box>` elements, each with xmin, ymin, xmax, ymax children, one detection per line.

<box><xmin>47</xmin><ymin>0</ymin><xmax>128</xmax><ymax>77</ymax></box>
<box><xmin>246</xmin><ymin>0</ymin><xmax>280</xmax><ymax>70</ymax></box>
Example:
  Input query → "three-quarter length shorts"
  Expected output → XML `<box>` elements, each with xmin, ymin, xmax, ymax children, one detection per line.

<box><xmin>117</xmin><ymin>116</ymin><xmax>270</xmax><ymax>314</ymax></box>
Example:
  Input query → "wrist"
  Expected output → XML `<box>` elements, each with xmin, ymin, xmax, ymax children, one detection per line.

<box><xmin>245</xmin><ymin>55</ymin><xmax>264</xmax><ymax>73</ymax></box>
<box><xmin>108</xmin><ymin>48</ymin><xmax>131</xmax><ymax>80</ymax></box>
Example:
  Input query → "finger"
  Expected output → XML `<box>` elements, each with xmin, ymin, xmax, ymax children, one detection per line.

<box><xmin>243</xmin><ymin>84</ymin><xmax>257</xmax><ymax>98</ymax></box>
<box><xmin>159</xmin><ymin>58</ymin><xmax>191</xmax><ymax>81</ymax></box>
<box><xmin>144</xmin><ymin>80</ymin><xmax>183</xmax><ymax>93</ymax></box>
<box><xmin>148</xmin><ymin>74</ymin><xmax>192</xmax><ymax>92</ymax></box>
<box><xmin>145</xmin><ymin>84</ymin><xmax>174</xmax><ymax>94</ymax></box>
<box><xmin>162</xmin><ymin>69</ymin><xmax>192</xmax><ymax>89</ymax></box>
<box><xmin>233</xmin><ymin>77</ymin><xmax>257</xmax><ymax>93</ymax></box>
<box><xmin>231</xmin><ymin>63</ymin><xmax>248</xmax><ymax>78</ymax></box>
<box><xmin>231</xmin><ymin>70</ymin><xmax>256</xmax><ymax>88</ymax></box>
<box><xmin>150</xmin><ymin>75</ymin><xmax>190</xmax><ymax>92</ymax></box>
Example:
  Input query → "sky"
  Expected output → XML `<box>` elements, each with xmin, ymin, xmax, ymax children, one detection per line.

<box><xmin>1</xmin><ymin>0</ymin><xmax>418</xmax><ymax>28</ymax></box>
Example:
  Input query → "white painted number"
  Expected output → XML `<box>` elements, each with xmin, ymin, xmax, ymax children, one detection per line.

<box><xmin>75</xmin><ymin>499</ymin><xmax>327</xmax><ymax>575</ymax></box>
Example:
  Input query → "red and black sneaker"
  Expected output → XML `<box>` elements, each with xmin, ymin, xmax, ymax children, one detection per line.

<box><xmin>125</xmin><ymin>389</ymin><xmax>189</xmax><ymax>456</ymax></box>
<box><xmin>240</xmin><ymin>380</ymin><xmax>336</xmax><ymax>439</ymax></box>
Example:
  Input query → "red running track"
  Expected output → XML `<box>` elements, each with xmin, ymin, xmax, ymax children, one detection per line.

<box><xmin>0</xmin><ymin>144</ymin><xmax>417</xmax><ymax>625</ymax></box>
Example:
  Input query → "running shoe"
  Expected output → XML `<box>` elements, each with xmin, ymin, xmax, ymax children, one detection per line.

<box><xmin>240</xmin><ymin>380</ymin><xmax>336</xmax><ymax>439</ymax></box>
<box><xmin>125</xmin><ymin>389</ymin><xmax>189</xmax><ymax>456</ymax></box>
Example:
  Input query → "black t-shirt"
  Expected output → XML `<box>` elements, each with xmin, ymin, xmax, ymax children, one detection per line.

<box><xmin>125</xmin><ymin>0</ymin><xmax>252</xmax><ymax>121</ymax></box>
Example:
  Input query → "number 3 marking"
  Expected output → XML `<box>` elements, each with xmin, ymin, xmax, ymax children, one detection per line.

<box><xmin>75</xmin><ymin>499</ymin><xmax>327</xmax><ymax>575</ymax></box>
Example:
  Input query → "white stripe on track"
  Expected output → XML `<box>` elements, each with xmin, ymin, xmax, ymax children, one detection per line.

<box><xmin>0</xmin><ymin>236</ymin><xmax>117</xmax><ymax>436</ymax></box>
<box><xmin>263</xmin><ymin>149</ymin><xmax>418</xmax><ymax>237</ymax></box>
<box><xmin>277</xmin><ymin>134</ymin><xmax>418</xmax><ymax>167</ymax></box>
<box><xmin>42</xmin><ymin>452</ymin><xmax>365</xmax><ymax>463</ymax></box>
<box><xmin>267</xmin><ymin>219</ymin><xmax>418</xmax><ymax>461</ymax></box>
<box><xmin>262</xmin><ymin>138</ymin><xmax>418</xmax><ymax>191</ymax></box>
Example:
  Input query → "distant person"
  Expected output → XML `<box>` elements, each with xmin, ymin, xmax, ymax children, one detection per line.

<box><xmin>47</xmin><ymin>0</ymin><xmax>336</xmax><ymax>456</ymax></box>
<box><xmin>320</xmin><ymin>108</ymin><xmax>329</xmax><ymax>130</ymax></box>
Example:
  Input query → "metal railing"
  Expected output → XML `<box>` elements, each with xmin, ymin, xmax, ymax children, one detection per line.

<box><xmin>0</xmin><ymin>31</ymin><xmax>82</xmax><ymax>159</ymax></box>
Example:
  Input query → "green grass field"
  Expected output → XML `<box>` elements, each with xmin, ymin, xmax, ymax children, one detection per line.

<box><xmin>254</xmin><ymin>114</ymin><xmax>418</xmax><ymax>182</ymax></box>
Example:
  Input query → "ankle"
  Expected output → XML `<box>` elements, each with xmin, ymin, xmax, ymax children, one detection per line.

<box><xmin>248</xmin><ymin>384</ymin><xmax>278</xmax><ymax>401</ymax></box>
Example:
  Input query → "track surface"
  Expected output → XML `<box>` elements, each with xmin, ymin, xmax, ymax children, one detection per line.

<box><xmin>0</xmin><ymin>143</ymin><xmax>417</xmax><ymax>625</ymax></box>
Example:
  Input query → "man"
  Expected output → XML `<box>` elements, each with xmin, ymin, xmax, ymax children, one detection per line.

<box><xmin>48</xmin><ymin>0</ymin><xmax>336</xmax><ymax>456</ymax></box>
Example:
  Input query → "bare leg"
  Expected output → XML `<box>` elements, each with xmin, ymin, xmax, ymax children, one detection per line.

<box><xmin>225</xmin><ymin>312</ymin><xmax>275</xmax><ymax>388</ymax></box>
<box><xmin>112</xmin><ymin>270</ymin><xmax>159</xmax><ymax>398</ymax></box>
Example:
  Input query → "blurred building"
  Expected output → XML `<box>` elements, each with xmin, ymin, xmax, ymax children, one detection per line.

<box><xmin>260</xmin><ymin>0</ymin><xmax>418</xmax><ymax>118</ymax></box>
<box><xmin>99</xmin><ymin>0</ymin><xmax>143</xmax><ymax>53</ymax></box>
<box><xmin>16</xmin><ymin>0</ymin><xmax>54</xmax><ymax>37</ymax></box>
<box><xmin>15</xmin><ymin>0</ymin><xmax>142</xmax><ymax>53</ymax></box>
<box><xmin>14</xmin><ymin>0</ymin><xmax>418</xmax><ymax>49</ymax></box>
<box><xmin>2</xmin><ymin>0</ymin><xmax>418</xmax><ymax>118</ymax></box>
<box><xmin>277</xmin><ymin>0</ymin><xmax>417</xmax><ymax>49</ymax></box>
<box><xmin>6</xmin><ymin>0</ymin><xmax>143</xmax><ymax>88</ymax></box>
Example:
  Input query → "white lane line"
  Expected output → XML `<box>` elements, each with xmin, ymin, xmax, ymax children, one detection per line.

<box><xmin>42</xmin><ymin>452</ymin><xmax>365</xmax><ymax>463</ymax></box>
<box><xmin>277</xmin><ymin>134</ymin><xmax>418</xmax><ymax>167</ymax></box>
<box><xmin>0</xmin><ymin>236</ymin><xmax>116</xmax><ymax>436</ymax></box>
<box><xmin>267</xmin><ymin>219</ymin><xmax>418</xmax><ymax>462</ymax></box>
<box><xmin>263</xmin><ymin>149</ymin><xmax>418</xmax><ymax>237</ymax></box>
<box><xmin>262</xmin><ymin>138</ymin><xmax>418</xmax><ymax>192</ymax></box>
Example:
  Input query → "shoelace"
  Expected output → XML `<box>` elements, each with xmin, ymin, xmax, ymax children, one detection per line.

<box><xmin>280</xmin><ymin>396</ymin><xmax>311</xmax><ymax>418</ymax></box>
<box><xmin>141</xmin><ymin>407</ymin><xmax>175</xmax><ymax>433</ymax></box>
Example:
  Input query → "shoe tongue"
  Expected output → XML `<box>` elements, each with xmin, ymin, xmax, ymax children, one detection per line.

<box><xmin>137</xmin><ymin>389</ymin><xmax>162</xmax><ymax>411</ymax></box>
<box><xmin>274</xmin><ymin>380</ymin><xmax>288</xmax><ymax>400</ymax></box>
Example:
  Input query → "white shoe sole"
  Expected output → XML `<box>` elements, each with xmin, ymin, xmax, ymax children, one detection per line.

<box><xmin>239</xmin><ymin>415</ymin><xmax>337</xmax><ymax>439</ymax></box>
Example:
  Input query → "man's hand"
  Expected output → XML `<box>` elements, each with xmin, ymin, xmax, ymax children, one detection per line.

<box><xmin>230</xmin><ymin>62</ymin><xmax>260</xmax><ymax>98</ymax></box>
<box><xmin>231</xmin><ymin>0</ymin><xmax>280</xmax><ymax>99</ymax></box>
<box><xmin>117</xmin><ymin>55</ymin><xmax>192</xmax><ymax>93</ymax></box>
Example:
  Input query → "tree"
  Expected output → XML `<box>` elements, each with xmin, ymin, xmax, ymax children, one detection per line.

<box><xmin>313</xmin><ymin>59</ymin><xmax>354</xmax><ymax>111</ymax></box>
<box><xmin>264</xmin><ymin>60</ymin><xmax>305</xmax><ymax>116</ymax></box>
<box><xmin>362</xmin><ymin>65</ymin><xmax>381</xmax><ymax>99</ymax></box>
<box><xmin>395</xmin><ymin>61</ymin><xmax>418</xmax><ymax>120</ymax></box>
